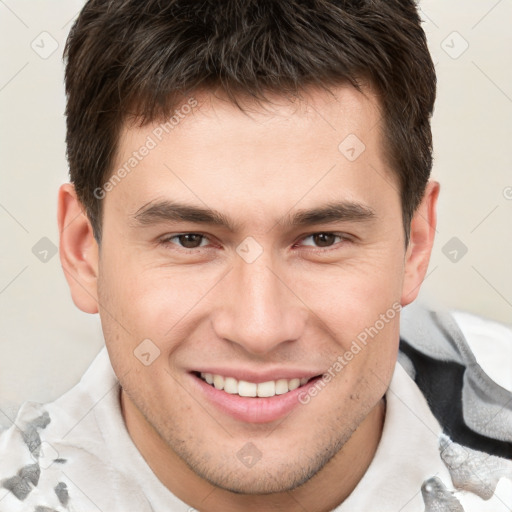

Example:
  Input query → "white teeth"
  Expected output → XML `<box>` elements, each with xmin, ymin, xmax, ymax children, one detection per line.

<box><xmin>275</xmin><ymin>379</ymin><xmax>289</xmax><ymax>395</ymax></box>
<box><xmin>257</xmin><ymin>380</ymin><xmax>275</xmax><ymax>397</ymax></box>
<box><xmin>238</xmin><ymin>380</ymin><xmax>257</xmax><ymax>397</ymax></box>
<box><xmin>288</xmin><ymin>378</ymin><xmax>300</xmax><ymax>391</ymax></box>
<box><xmin>213</xmin><ymin>375</ymin><xmax>224</xmax><ymax>390</ymax></box>
<box><xmin>199</xmin><ymin>372</ymin><xmax>312</xmax><ymax>397</ymax></box>
<box><xmin>223</xmin><ymin>377</ymin><xmax>238</xmax><ymax>394</ymax></box>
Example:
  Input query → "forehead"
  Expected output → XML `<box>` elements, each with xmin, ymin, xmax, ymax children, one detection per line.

<box><xmin>106</xmin><ymin>84</ymin><xmax>399</xmax><ymax>230</ymax></box>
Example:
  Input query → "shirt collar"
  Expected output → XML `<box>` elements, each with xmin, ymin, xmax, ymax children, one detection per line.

<box><xmin>336</xmin><ymin>361</ymin><xmax>452</xmax><ymax>512</ymax></box>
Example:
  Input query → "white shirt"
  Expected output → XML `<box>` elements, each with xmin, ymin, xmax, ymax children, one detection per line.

<box><xmin>1</xmin><ymin>308</ymin><xmax>511</xmax><ymax>511</ymax></box>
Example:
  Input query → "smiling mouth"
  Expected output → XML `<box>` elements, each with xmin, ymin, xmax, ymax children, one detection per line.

<box><xmin>192</xmin><ymin>371</ymin><xmax>322</xmax><ymax>398</ymax></box>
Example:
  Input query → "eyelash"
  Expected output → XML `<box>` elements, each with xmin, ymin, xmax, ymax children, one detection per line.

<box><xmin>158</xmin><ymin>232</ymin><xmax>352</xmax><ymax>252</ymax></box>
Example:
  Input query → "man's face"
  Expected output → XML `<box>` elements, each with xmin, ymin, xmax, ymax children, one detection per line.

<box><xmin>96</xmin><ymin>85</ymin><xmax>409</xmax><ymax>493</ymax></box>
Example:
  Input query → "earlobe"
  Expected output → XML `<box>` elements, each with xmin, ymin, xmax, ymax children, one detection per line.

<box><xmin>57</xmin><ymin>183</ymin><xmax>100</xmax><ymax>314</ymax></box>
<box><xmin>401</xmin><ymin>180</ymin><xmax>440</xmax><ymax>306</ymax></box>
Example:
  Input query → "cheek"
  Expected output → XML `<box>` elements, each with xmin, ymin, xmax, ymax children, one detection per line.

<box><xmin>322</xmin><ymin>313</ymin><xmax>399</xmax><ymax>418</ymax></box>
<box><xmin>295</xmin><ymin>249</ymin><xmax>404</xmax><ymax>332</ymax></box>
<box><xmin>289</xmin><ymin>249</ymin><xmax>403</xmax><ymax>383</ymax></box>
<box><xmin>98</xmin><ymin>253</ymin><xmax>221</xmax><ymax>345</ymax></box>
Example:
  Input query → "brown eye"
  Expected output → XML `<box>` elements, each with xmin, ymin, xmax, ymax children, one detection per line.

<box><xmin>176</xmin><ymin>234</ymin><xmax>204</xmax><ymax>248</ymax></box>
<box><xmin>312</xmin><ymin>233</ymin><xmax>337</xmax><ymax>247</ymax></box>
<box><xmin>161</xmin><ymin>233</ymin><xmax>208</xmax><ymax>249</ymax></box>
<box><xmin>300</xmin><ymin>232</ymin><xmax>344</xmax><ymax>248</ymax></box>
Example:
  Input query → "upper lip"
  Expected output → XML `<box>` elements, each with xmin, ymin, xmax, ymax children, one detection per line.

<box><xmin>191</xmin><ymin>368</ymin><xmax>323</xmax><ymax>383</ymax></box>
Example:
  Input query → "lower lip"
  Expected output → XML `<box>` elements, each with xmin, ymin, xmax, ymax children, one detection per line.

<box><xmin>189</xmin><ymin>373</ymin><xmax>322</xmax><ymax>424</ymax></box>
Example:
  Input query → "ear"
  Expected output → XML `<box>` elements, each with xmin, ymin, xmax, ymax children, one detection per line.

<box><xmin>401</xmin><ymin>180</ymin><xmax>440</xmax><ymax>306</ymax></box>
<box><xmin>57</xmin><ymin>183</ymin><xmax>99</xmax><ymax>314</ymax></box>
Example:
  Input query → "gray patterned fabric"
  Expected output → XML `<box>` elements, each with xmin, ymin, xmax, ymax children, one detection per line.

<box><xmin>400</xmin><ymin>304</ymin><xmax>512</xmax><ymax>511</ymax></box>
<box><xmin>0</xmin><ymin>305</ymin><xmax>510</xmax><ymax>511</ymax></box>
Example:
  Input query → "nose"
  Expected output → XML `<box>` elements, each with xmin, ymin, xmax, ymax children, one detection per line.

<box><xmin>212</xmin><ymin>251</ymin><xmax>307</xmax><ymax>356</ymax></box>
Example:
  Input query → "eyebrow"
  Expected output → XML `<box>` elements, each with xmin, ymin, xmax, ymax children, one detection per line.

<box><xmin>131</xmin><ymin>199</ymin><xmax>376</xmax><ymax>231</ymax></box>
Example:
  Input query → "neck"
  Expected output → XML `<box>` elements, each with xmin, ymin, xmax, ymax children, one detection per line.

<box><xmin>121</xmin><ymin>392</ymin><xmax>386</xmax><ymax>512</ymax></box>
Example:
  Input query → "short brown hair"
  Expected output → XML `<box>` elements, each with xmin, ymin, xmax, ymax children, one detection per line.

<box><xmin>64</xmin><ymin>0</ymin><xmax>436</xmax><ymax>245</ymax></box>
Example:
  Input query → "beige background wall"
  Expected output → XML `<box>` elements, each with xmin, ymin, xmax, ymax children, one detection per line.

<box><xmin>1</xmin><ymin>0</ymin><xmax>511</xmax><ymax>428</ymax></box>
